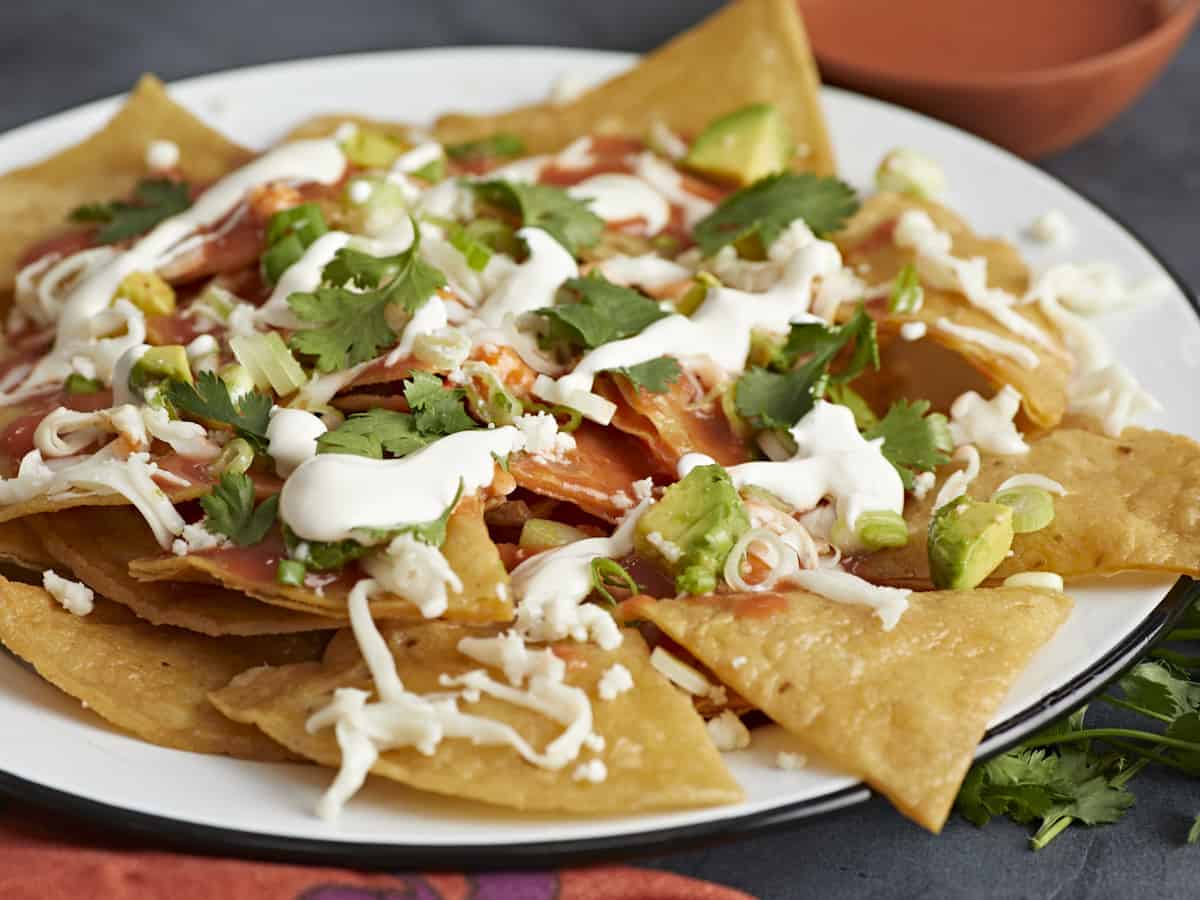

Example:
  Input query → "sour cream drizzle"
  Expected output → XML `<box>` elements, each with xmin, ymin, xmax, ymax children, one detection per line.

<box><xmin>568</xmin><ymin>174</ymin><xmax>670</xmax><ymax>234</ymax></box>
<box><xmin>280</xmin><ymin>427</ymin><xmax>523</xmax><ymax>542</ymax></box>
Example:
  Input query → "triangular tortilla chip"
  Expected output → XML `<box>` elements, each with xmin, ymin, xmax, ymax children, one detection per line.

<box><xmin>601</xmin><ymin>374</ymin><xmax>749</xmax><ymax>471</ymax></box>
<box><xmin>0</xmin><ymin>75</ymin><xmax>252</xmax><ymax>312</ymax></box>
<box><xmin>0</xmin><ymin>520</ymin><xmax>54</xmax><ymax>571</ymax></box>
<box><xmin>509</xmin><ymin>421</ymin><xmax>665</xmax><ymax>522</ymax></box>
<box><xmin>430</xmin><ymin>0</ymin><xmax>834</xmax><ymax>174</ymax></box>
<box><xmin>851</xmin><ymin>427</ymin><xmax>1200</xmax><ymax>587</ymax></box>
<box><xmin>835</xmin><ymin>192</ymin><xmax>1069</xmax><ymax>429</ymax></box>
<box><xmin>0</xmin><ymin>576</ymin><xmax>327</xmax><ymax>759</ymax></box>
<box><xmin>211</xmin><ymin>623</ymin><xmax>742</xmax><ymax>813</ymax></box>
<box><xmin>130</xmin><ymin>495</ymin><xmax>514</xmax><ymax>625</ymax></box>
<box><xmin>636</xmin><ymin>587</ymin><xmax>1071</xmax><ymax>831</ymax></box>
<box><xmin>28</xmin><ymin>507</ymin><xmax>338</xmax><ymax>636</ymax></box>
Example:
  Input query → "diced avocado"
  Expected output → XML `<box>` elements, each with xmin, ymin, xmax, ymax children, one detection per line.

<box><xmin>927</xmin><ymin>495</ymin><xmax>1015</xmax><ymax>590</ymax></box>
<box><xmin>676</xmin><ymin>272</ymin><xmax>720</xmax><ymax>317</ymax></box>
<box><xmin>130</xmin><ymin>345</ymin><xmax>192</xmax><ymax>392</ymax></box>
<box><xmin>116</xmin><ymin>271</ymin><xmax>175</xmax><ymax>316</ymax></box>
<box><xmin>340</xmin><ymin>129</ymin><xmax>406</xmax><ymax>168</ymax></box>
<box><xmin>683</xmin><ymin>103</ymin><xmax>794</xmax><ymax>187</ymax></box>
<box><xmin>519</xmin><ymin>518</ymin><xmax>589</xmax><ymax>550</ymax></box>
<box><xmin>634</xmin><ymin>464</ymin><xmax>750</xmax><ymax>595</ymax></box>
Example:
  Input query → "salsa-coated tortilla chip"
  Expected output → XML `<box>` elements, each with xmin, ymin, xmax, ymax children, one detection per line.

<box><xmin>430</xmin><ymin>0</ymin><xmax>834</xmax><ymax>174</ymax></box>
<box><xmin>130</xmin><ymin>495</ymin><xmax>514</xmax><ymax>625</ymax></box>
<box><xmin>601</xmin><ymin>374</ymin><xmax>749</xmax><ymax>471</ymax></box>
<box><xmin>836</xmin><ymin>192</ymin><xmax>1070</xmax><ymax>429</ymax></box>
<box><xmin>636</xmin><ymin>587</ymin><xmax>1072</xmax><ymax>831</ymax></box>
<box><xmin>0</xmin><ymin>520</ymin><xmax>54</xmax><ymax>571</ymax></box>
<box><xmin>851</xmin><ymin>427</ymin><xmax>1200</xmax><ymax>587</ymax></box>
<box><xmin>509</xmin><ymin>421</ymin><xmax>665</xmax><ymax>522</ymax></box>
<box><xmin>28</xmin><ymin>507</ymin><xmax>338</xmax><ymax>636</ymax></box>
<box><xmin>0</xmin><ymin>75</ymin><xmax>252</xmax><ymax>313</ymax></box>
<box><xmin>0</xmin><ymin>576</ymin><xmax>327</xmax><ymax>759</ymax></box>
<box><xmin>852</xmin><ymin>331</ymin><xmax>996</xmax><ymax>422</ymax></box>
<box><xmin>211</xmin><ymin>623</ymin><xmax>742</xmax><ymax>813</ymax></box>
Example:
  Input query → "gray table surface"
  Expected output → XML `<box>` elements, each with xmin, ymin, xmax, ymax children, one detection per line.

<box><xmin>1</xmin><ymin>2</ymin><xmax>1197</xmax><ymax>897</ymax></box>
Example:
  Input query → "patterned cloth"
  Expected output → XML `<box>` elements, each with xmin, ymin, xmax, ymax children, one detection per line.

<box><xmin>0</xmin><ymin>813</ymin><xmax>754</xmax><ymax>900</ymax></box>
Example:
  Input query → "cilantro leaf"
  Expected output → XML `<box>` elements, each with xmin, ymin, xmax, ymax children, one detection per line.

<box><xmin>200</xmin><ymin>473</ymin><xmax>278</xmax><ymax>546</ymax></box>
<box><xmin>472</xmin><ymin>180</ymin><xmax>603</xmax><ymax>255</ymax></box>
<box><xmin>825</xmin><ymin>382</ymin><xmax>878</xmax><ymax>430</ymax></box>
<box><xmin>1119</xmin><ymin>661</ymin><xmax>1200</xmax><ymax>721</ymax></box>
<box><xmin>692</xmin><ymin>173</ymin><xmax>859</xmax><ymax>257</ymax></box>
<box><xmin>288</xmin><ymin>224</ymin><xmax>447</xmax><ymax>372</ymax></box>
<box><xmin>446</xmin><ymin>133</ymin><xmax>525</xmax><ymax>163</ymax></box>
<box><xmin>862</xmin><ymin>399</ymin><xmax>954</xmax><ymax>491</ymax></box>
<box><xmin>1188</xmin><ymin>814</ymin><xmax>1200</xmax><ymax>845</ymax></box>
<box><xmin>404</xmin><ymin>371</ymin><xmax>478</xmax><ymax>435</ymax></box>
<box><xmin>316</xmin><ymin>409</ymin><xmax>427</xmax><ymax>459</ymax></box>
<box><xmin>611</xmin><ymin>356</ymin><xmax>681</xmax><ymax>394</ymax></box>
<box><xmin>734</xmin><ymin>306</ymin><xmax>879</xmax><ymax>431</ymax></box>
<box><xmin>317</xmin><ymin>373</ymin><xmax>478</xmax><ymax>459</ymax></box>
<box><xmin>165</xmin><ymin>372</ymin><xmax>272</xmax><ymax>453</ymax></box>
<box><xmin>70</xmin><ymin>178</ymin><xmax>192</xmax><ymax>244</ymax></box>
<box><xmin>535</xmin><ymin>273</ymin><xmax>669</xmax><ymax>352</ymax></box>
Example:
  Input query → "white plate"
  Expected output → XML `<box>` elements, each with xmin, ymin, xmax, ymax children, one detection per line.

<box><xmin>0</xmin><ymin>47</ymin><xmax>1196</xmax><ymax>866</ymax></box>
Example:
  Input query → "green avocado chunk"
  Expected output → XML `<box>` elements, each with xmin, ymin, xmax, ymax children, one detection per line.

<box><xmin>928</xmin><ymin>495</ymin><xmax>1015</xmax><ymax>590</ymax></box>
<box><xmin>634</xmin><ymin>464</ymin><xmax>750</xmax><ymax>595</ymax></box>
<box><xmin>683</xmin><ymin>103</ymin><xmax>793</xmax><ymax>187</ymax></box>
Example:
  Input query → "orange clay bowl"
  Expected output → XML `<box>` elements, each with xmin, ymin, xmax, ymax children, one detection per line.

<box><xmin>797</xmin><ymin>0</ymin><xmax>1200</xmax><ymax>158</ymax></box>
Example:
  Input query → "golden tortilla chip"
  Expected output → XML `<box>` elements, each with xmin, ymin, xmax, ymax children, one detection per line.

<box><xmin>0</xmin><ymin>576</ymin><xmax>327</xmax><ymax>759</ymax></box>
<box><xmin>429</xmin><ymin>0</ymin><xmax>833</xmax><ymax>173</ymax></box>
<box><xmin>211</xmin><ymin>623</ymin><xmax>742</xmax><ymax>813</ymax></box>
<box><xmin>636</xmin><ymin>586</ymin><xmax>1072</xmax><ymax>831</ymax></box>
<box><xmin>0</xmin><ymin>75</ymin><xmax>252</xmax><ymax>310</ymax></box>
<box><xmin>851</xmin><ymin>427</ymin><xmax>1200</xmax><ymax>587</ymax></box>
<box><xmin>28</xmin><ymin>506</ymin><xmax>338</xmax><ymax>636</ymax></box>
<box><xmin>130</xmin><ymin>495</ymin><xmax>513</xmax><ymax>625</ymax></box>
<box><xmin>835</xmin><ymin>192</ymin><xmax>1069</xmax><ymax>429</ymax></box>
<box><xmin>0</xmin><ymin>520</ymin><xmax>54</xmax><ymax>571</ymax></box>
<box><xmin>0</xmin><ymin>477</ymin><xmax>208</xmax><ymax>528</ymax></box>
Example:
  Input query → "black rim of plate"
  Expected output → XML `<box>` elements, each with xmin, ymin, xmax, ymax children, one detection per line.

<box><xmin>0</xmin><ymin>68</ymin><xmax>1198</xmax><ymax>870</ymax></box>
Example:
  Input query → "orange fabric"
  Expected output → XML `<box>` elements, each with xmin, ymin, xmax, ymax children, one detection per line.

<box><xmin>0</xmin><ymin>812</ymin><xmax>754</xmax><ymax>900</ymax></box>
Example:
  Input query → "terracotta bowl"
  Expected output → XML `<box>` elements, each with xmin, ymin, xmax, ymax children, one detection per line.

<box><xmin>798</xmin><ymin>0</ymin><xmax>1200</xmax><ymax>158</ymax></box>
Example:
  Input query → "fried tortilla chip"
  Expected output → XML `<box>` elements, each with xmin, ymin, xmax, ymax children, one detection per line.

<box><xmin>836</xmin><ymin>192</ymin><xmax>1069</xmax><ymax>429</ymax></box>
<box><xmin>0</xmin><ymin>576</ymin><xmax>327</xmax><ymax>759</ymax></box>
<box><xmin>211</xmin><ymin>623</ymin><xmax>742</xmax><ymax>813</ymax></box>
<box><xmin>637</xmin><ymin>587</ymin><xmax>1072</xmax><ymax>831</ymax></box>
<box><xmin>130</xmin><ymin>496</ymin><xmax>514</xmax><ymax>625</ymax></box>
<box><xmin>0</xmin><ymin>75</ymin><xmax>252</xmax><ymax>312</ymax></box>
<box><xmin>851</xmin><ymin>427</ymin><xmax>1200</xmax><ymax>587</ymax></box>
<box><xmin>428</xmin><ymin>0</ymin><xmax>833</xmax><ymax>173</ymax></box>
<box><xmin>509</xmin><ymin>421</ymin><xmax>665</xmax><ymax>522</ymax></box>
<box><xmin>0</xmin><ymin>520</ymin><xmax>54</xmax><ymax>571</ymax></box>
<box><xmin>28</xmin><ymin>507</ymin><xmax>338</xmax><ymax>636</ymax></box>
<box><xmin>601</xmin><ymin>374</ymin><xmax>749</xmax><ymax>471</ymax></box>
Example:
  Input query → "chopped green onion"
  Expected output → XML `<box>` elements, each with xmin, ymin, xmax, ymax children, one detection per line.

<box><xmin>525</xmin><ymin>401</ymin><xmax>582</xmax><ymax>433</ymax></box>
<box><xmin>211</xmin><ymin>438</ymin><xmax>255</xmax><ymax>477</ymax></box>
<box><xmin>230</xmin><ymin>331</ymin><xmax>308</xmax><ymax>397</ymax></box>
<box><xmin>855</xmin><ymin>509</ymin><xmax>910</xmax><ymax>550</ymax></box>
<box><xmin>341</xmin><ymin>129</ymin><xmax>405</xmax><ymax>168</ymax></box>
<box><xmin>462</xmin><ymin>217</ymin><xmax>521</xmax><ymax>257</ymax></box>
<box><xmin>345</xmin><ymin>177</ymin><xmax>409</xmax><ymax>236</ymax></box>
<box><xmin>445</xmin><ymin>133</ymin><xmax>525</xmax><ymax>164</ymax></box>
<box><xmin>991</xmin><ymin>486</ymin><xmax>1055</xmax><ymax>534</ymax></box>
<box><xmin>218</xmin><ymin>363</ymin><xmax>255</xmax><ymax>403</ymax></box>
<box><xmin>519</xmin><ymin>518</ymin><xmax>589</xmax><ymax>550</ymax></box>
<box><xmin>410</xmin><ymin>157</ymin><xmax>446</xmax><ymax>183</ymax></box>
<box><xmin>825</xmin><ymin>382</ymin><xmax>879</xmax><ymax>430</ymax></box>
<box><xmin>276</xmin><ymin>558</ymin><xmax>307</xmax><ymax>586</ymax></box>
<box><xmin>676</xmin><ymin>272</ymin><xmax>720</xmax><ymax>317</ymax></box>
<box><xmin>262</xmin><ymin>204</ymin><xmax>328</xmax><ymax>284</ymax></box>
<box><xmin>462</xmin><ymin>362</ymin><xmax>523</xmax><ymax>426</ymax></box>
<box><xmin>888</xmin><ymin>263</ymin><xmax>924</xmax><ymax>315</ymax></box>
<box><xmin>590</xmin><ymin>557</ymin><xmax>640</xmax><ymax>606</ymax></box>
<box><xmin>193</xmin><ymin>283</ymin><xmax>238</xmax><ymax>322</ymax></box>
<box><xmin>412</xmin><ymin>329</ymin><xmax>472</xmax><ymax>370</ymax></box>
<box><xmin>261</xmin><ymin>236</ymin><xmax>303</xmax><ymax>285</ymax></box>
<box><xmin>447</xmin><ymin>222</ymin><xmax>494</xmax><ymax>271</ymax></box>
<box><xmin>64</xmin><ymin>373</ymin><xmax>102</xmax><ymax>395</ymax></box>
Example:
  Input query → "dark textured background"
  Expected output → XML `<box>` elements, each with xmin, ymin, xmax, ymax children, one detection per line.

<box><xmin>1</xmin><ymin>2</ymin><xmax>1198</xmax><ymax>897</ymax></box>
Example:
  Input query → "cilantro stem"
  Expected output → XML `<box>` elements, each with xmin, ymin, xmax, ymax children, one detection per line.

<box><xmin>1025</xmin><ymin>728</ymin><xmax>1200</xmax><ymax>755</ymax></box>
<box><xmin>1099</xmin><ymin>694</ymin><xmax>1174</xmax><ymax>724</ymax></box>
<box><xmin>1150</xmin><ymin>649</ymin><xmax>1200</xmax><ymax>669</ymax></box>
<box><xmin>1105</xmin><ymin>739</ymin><xmax>1195</xmax><ymax>775</ymax></box>
<box><xmin>1166</xmin><ymin>628</ymin><xmax>1200</xmax><ymax>642</ymax></box>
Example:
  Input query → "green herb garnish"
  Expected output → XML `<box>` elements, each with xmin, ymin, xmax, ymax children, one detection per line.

<box><xmin>446</xmin><ymin>134</ymin><xmax>526</xmax><ymax>164</ymax></box>
<box><xmin>472</xmin><ymin>180</ymin><xmax>603</xmax><ymax>255</ymax></box>
<box><xmin>70</xmin><ymin>178</ymin><xmax>191</xmax><ymax>244</ymax></box>
<box><xmin>536</xmin><ymin>273</ymin><xmax>669</xmax><ymax>353</ymax></box>
<box><xmin>610</xmin><ymin>356</ymin><xmax>682</xmax><ymax>395</ymax></box>
<box><xmin>862</xmin><ymin>399</ymin><xmax>953</xmax><ymax>491</ymax></box>
<box><xmin>200</xmin><ymin>473</ymin><xmax>278</xmax><ymax>546</ymax></box>
<box><xmin>165</xmin><ymin>371</ymin><xmax>272</xmax><ymax>453</ymax></box>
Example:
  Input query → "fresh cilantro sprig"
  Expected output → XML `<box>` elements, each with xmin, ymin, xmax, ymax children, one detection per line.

<box><xmin>611</xmin><ymin>356</ymin><xmax>681</xmax><ymax>394</ymax></box>
<box><xmin>165</xmin><ymin>372</ymin><xmax>273</xmax><ymax>453</ymax></box>
<box><xmin>288</xmin><ymin>221</ymin><xmax>446</xmax><ymax>372</ymax></box>
<box><xmin>862</xmin><ymin>399</ymin><xmax>953</xmax><ymax>491</ymax></box>
<box><xmin>535</xmin><ymin>273</ymin><xmax>669</xmax><ymax>353</ymax></box>
<box><xmin>472</xmin><ymin>180</ymin><xmax>603</xmax><ymax>255</ymax></box>
<box><xmin>959</xmin><ymin>599</ymin><xmax>1200</xmax><ymax>850</ymax></box>
<box><xmin>70</xmin><ymin>178</ymin><xmax>192</xmax><ymax>244</ymax></box>
<box><xmin>317</xmin><ymin>372</ymin><xmax>478</xmax><ymax>458</ymax></box>
<box><xmin>692</xmin><ymin>173</ymin><xmax>859</xmax><ymax>257</ymax></box>
<box><xmin>446</xmin><ymin>133</ymin><xmax>525</xmax><ymax>164</ymax></box>
<box><xmin>734</xmin><ymin>306</ymin><xmax>878</xmax><ymax>431</ymax></box>
<box><xmin>200</xmin><ymin>473</ymin><xmax>278</xmax><ymax>546</ymax></box>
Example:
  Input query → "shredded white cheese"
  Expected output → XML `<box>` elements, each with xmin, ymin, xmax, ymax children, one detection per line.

<box><xmin>948</xmin><ymin>387</ymin><xmax>1029</xmax><ymax>456</ymax></box>
<box><xmin>597</xmin><ymin>663</ymin><xmax>634</xmax><ymax>701</ymax></box>
<box><xmin>42</xmin><ymin>570</ymin><xmax>94</xmax><ymax>616</ymax></box>
<box><xmin>1003</xmin><ymin>571</ymin><xmax>1065</xmax><ymax>592</ymax></box>
<box><xmin>706</xmin><ymin>710</ymin><xmax>751</xmax><ymax>751</ymax></box>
